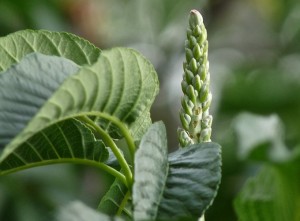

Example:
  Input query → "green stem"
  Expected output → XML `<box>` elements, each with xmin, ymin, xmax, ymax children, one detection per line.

<box><xmin>199</xmin><ymin>214</ymin><xmax>205</xmax><ymax>221</ymax></box>
<box><xmin>79</xmin><ymin>116</ymin><xmax>133</xmax><ymax>188</ymax></box>
<box><xmin>116</xmin><ymin>190</ymin><xmax>131</xmax><ymax>216</ymax></box>
<box><xmin>0</xmin><ymin>159</ymin><xmax>127</xmax><ymax>186</ymax></box>
<box><xmin>91</xmin><ymin>112</ymin><xmax>136</xmax><ymax>160</ymax></box>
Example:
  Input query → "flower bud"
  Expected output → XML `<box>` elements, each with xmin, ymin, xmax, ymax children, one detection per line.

<box><xmin>178</xmin><ymin>9</ymin><xmax>213</xmax><ymax>146</ymax></box>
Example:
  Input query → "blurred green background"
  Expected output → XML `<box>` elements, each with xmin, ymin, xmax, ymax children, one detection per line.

<box><xmin>1</xmin><ymin>0</ymin><xmax>300</xmax><ymax>220</ymax></box>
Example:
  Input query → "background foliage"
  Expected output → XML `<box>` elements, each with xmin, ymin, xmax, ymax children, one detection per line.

<box><xmin>1</xmin><ymin>0</ymin><xmax>300</xmax><ymax>220</ymax></box>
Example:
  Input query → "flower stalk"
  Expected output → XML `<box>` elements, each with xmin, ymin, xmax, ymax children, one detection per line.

<box><xmin>178</xmin><ymin>10</ymin><xmax>212</xmax><ymax>147</ymax></box>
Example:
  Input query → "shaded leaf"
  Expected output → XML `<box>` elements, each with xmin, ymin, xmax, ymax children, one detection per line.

<box><xmin>0</xmin><ymin>29</ymin><xmax>100</xmax><ymax>72</ymax></box>
<box><xmin>157</xmin><ymin>142</ymin><xmax>222</xmax><ymax>220</ymax></box>
<box><xmin>133</xmin><ymin>121</ymin><xmax>168</xmax><ymax>221</ymax></box>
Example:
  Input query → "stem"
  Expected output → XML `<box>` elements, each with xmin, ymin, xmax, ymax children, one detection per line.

<box><xmin>92</xmin><ymin>112</ymin><xmax>136</xmax><ymax>160</ymax></box>
<box><xmin>79</xmin><ymin>116</ymin><xmax>133</xmax><ymax>188</ymax></box>
<box><xmin>0</xmin><ymin>159</ymin><xmax>127</xmax><ymax>186</ymax></box>
<box><xmin>199</xmin><ymin>214</ymin><xmax>205</xmax><ymax>221</ymax></box>
<box><xmin>116</xmin><ymin>190</ymin><xmax>131</xmax><ymax>216</ymax></box>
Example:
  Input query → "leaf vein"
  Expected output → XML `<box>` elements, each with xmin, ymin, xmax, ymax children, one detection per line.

<box><xmin>40</xmin><ymin>131</ymin><xmax>61</xmax><ymax>159</ymax></box>
<box><xmin>56</xmin><ymin>122</ymin><xmax>75</xmax><ymax>158</ymax></box>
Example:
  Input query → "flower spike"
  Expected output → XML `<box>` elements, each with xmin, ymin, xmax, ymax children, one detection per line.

<box><xmin>178</xmin><ymin>10</ymin><xmax>212</xmax><ymax>147</ymax></box>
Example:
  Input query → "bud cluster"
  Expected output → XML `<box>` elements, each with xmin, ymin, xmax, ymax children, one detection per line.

<box><xmin>178</xmin><ymin>10</ymin><xmax>212</xmax><ymax>147</ymax></box>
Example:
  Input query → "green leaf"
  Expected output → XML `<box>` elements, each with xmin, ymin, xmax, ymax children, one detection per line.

<box><xmin>157</xmin><ymin>142</ymin><xmax>222</xmax><ymax>220</ymax></box>
<box><xmin>233</xmin><ymin>113</ymin><xmax>292</xmax><ymax>162</ymax></box>
<box><xmin>98</xmin><ymin>177</ymin><xmax>131</xmax><ymax>219</ymax></box>
<box><xmin>0</xmin><ymin>47</ymin><xmax>158</xmax><ymax>174</ymax></box>
<box><xmin>0</xmin><ymin>52</ymin><xmax>79</xmax><ymax>148</ymax></box>
<box><xmin>0</xmin><ymin>30</ymin><xmax>100</xmax><ymax>72</ymax></box>
<box><xmin>133</xmin><ymin>121</ymin><xmax>168</xmax><ymax>221</ymax></box>
<box><xmin>56</xmin><ymin>201</ymin><xmax>125</xmax><ymax>221</ymax></box>
<box><xmin>234</xmin><ymin>164</ymin><xmax>300</xmax><ymax>221</ymax></box>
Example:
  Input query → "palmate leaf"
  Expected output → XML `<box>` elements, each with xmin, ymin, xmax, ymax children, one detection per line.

<box><xmin>132</xmin><ymin>122</ymin><xmax>222</xmax><ymax>221</ymax></box>
<box><xmin>0</xmin><ymin>46</ymin><xmax>158</xmax><ymax>175</ymax></box>
<box><xmin>0</xmin><ymin>29</ymin><xmax>100</xmax><ymax>72</ymax></box>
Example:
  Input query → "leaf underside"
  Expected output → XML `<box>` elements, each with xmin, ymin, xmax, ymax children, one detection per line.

<box><xmin>0</xmin><ymin>118</ymin><xmax>109</xmax><ymax>175</ymax></box>
<box><xmin>0</xmin><ymin>53</ymin><xmax>79</xmax><ymax>148</ymax></box>
<box><xmin>7</xmin><ymin>48</ymin><xmax>156</xmax><ymax>146</ymax></box>
<box><xmin>0</xmin><ymin>32</ymin><xmax>158</xmax><ymax>177</ymax></box>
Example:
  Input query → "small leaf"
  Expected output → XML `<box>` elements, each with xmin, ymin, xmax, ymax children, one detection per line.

<box><xmin>0</xmin><ymin>30</ymin><xmax>100</xmax><ymax>72</ymax></box>
<box><xmin>133</xmin><ymin>121</ymin><xmax>168</xmax><ymax>221</ymax></box>
<box><xmin>157</xmin><ymin>142</ymin><xmax>222</xmax><ymax>220</ymax></box>
<box><xmin>56</xmin><ymin>201</ymin><xmax>125</xmax><ymax>221</ymax></box>
<box><xmin>233</xmin><ymin>113</ymin><xmax>291</xmax><ymax>162</ymax></box>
